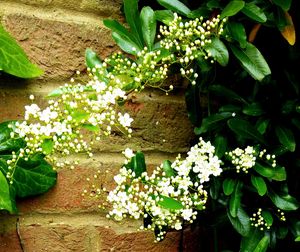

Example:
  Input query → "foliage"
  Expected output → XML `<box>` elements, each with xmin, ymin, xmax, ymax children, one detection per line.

<box><xmin>86</xmin><ymin>0</ymin><xmax>299</xmax><ymax>251</ymax></box>
<box><xmin>0</xmin><ymin>121</ymin><xmax>56</xmax><ymax>213</ymax></box>
<box><xmin>0</xmin><ymin>24</ymin><xmax>43</xmax><ymax>78</ymax></box>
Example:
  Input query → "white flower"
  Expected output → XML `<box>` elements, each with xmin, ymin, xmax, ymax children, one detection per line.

<box><xmin>174</xmin><ymin>222</ymin><xmax>182</xmax><ymax>230</ymax></box>
<box><xmin>181</xmin><ymin>208</ymin><xmax>193</xmax><ymax>220</ymax></box>
<box><xmin>118</xmin><ymin>113</ymin><xmax>133</xmax><ymax>127</ymax></box>
<box><xmin>123</xmin><ymin>148</ymin><xmax>135</xmax><ymax>159</ymax></box>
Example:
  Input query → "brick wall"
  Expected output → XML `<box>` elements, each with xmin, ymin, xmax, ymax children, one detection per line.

<box><xmin>0</xmin><ymin>1</ymin><xmax>200</xmax><ymax>251</ymax></box>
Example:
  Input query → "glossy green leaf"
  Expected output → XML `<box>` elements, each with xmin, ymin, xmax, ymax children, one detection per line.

<box><xmin>230</xmin><ymin>43</ymin><xmax>271</xmax><ymax>81</ymax></box>
<box><xmin>140</xmin><ymin>7</ymin><xmax>156</xmax><ymax>50</ymax></box>
<box><xmin>229</xmin><ymin>180</ymin><xmax>242</xmax><ymax>217</ymax></box>
<box><xmin>158</xmin><ymin>195</ymin><xmax>184</xmax><ymax>210</ymax></box>
<box><xmin>227</xmin><ymin>118</ymin><xmax>266</xmax><ymax>144</ymax></box>
<box><xmin>0</xmin><ymin>170</ymin><xmax>14</xmax><ymax>213</ymax></box>
<box><xmin>220</xmin><ymin>1</ymin><xmax>245</xmax><ymax>19</ymax></box>
<box><xmin>214</xmin><ymin>135</ymin><xmax>227</xmax><ymax>158</ymax></box>
<box><xmin>272</xmin><ymin>0</ymin><xmax>292</xmax><ymax>11</ymax></box>
<box><xmin>187</xmin><ymin>7</ymin><xmax>210</xmax><ymax>19</ymax></box>
<box><xmin>205</xmin><ymin>37</ymin><xmax>229</xmax><ymax>66</ymax></box>
<box><xmin>112</xmin><ymin>32</ymin><xmax>141</xmax><ymax>55</ymax></box>
<box><xmin>0</xmin><ymin>25</ymin><xmax>43</xmax><ymax>78</ymax></box>
<box><xmin>268</xmin><ymin>190</ymin><xmax>299</xmax><ymax>211</ymax></box>
<box><xmin>8</xmin><ymin>156</ymin><xmax>56</xmax><ymax>198</ymax></box>
<box><xmin>256</xmin><ymin>118</ymin><xmax>270</xmax><ymax>135</ymax></box>
<box><xmin>241</xmin><ymin>3</ymin><xmax>267</xmax><ymax>23</ymax></box>
<box><xmin>228</xmin><ymin>207</ymin><xmax>251</xmax><ymax>237</ymax></box>
<box><xmin>195</xmin><ymin>112</ymin><xmax>232</xmax><ymax>135</ymax></box>
<box><xmin>162</xmin><ymin>160</ymin><xmax>175</xmax><ymax>177</ymax></box>
<box><xmin>241</xmin><ymin>228</ymin><xmax>264</xmax><ymax>252</ymax></box>
<box><xmin>261</xmin><ymin>210</ymin><xmax>273</xmax><ymax>226</ymax></box>
<box><xmin>226</xmin><ymin>22</ymin><xmax>247</xmax><ymax>48</ymax></box>
<box><xmin>209</xmin><ymin>85</ymin><xmax>247</xmax><ymax>104</ymax></box>
<box><xmin>47</xmin><ymin>87</ymin><xmax>66</xmax><ymax>97</ymax></box>
<box><xmin>126</xmin><ymin>151</ymin><xmax>146</xmax><ymax>178</ymax></box>
<box><xmin>41</xmin><ymin>139</ymin><xmax>54</xmax><ymax>155</ymax></box>
<box><xmin>157</xmin><ymin>0</ymin><xmax>191</xmax><ymax>16</ymax></box>
<box><xmin>85</xmin><ymin>48</ymin><xmax>103</xmax><ymax>69</ymax></box>
<box><xmin>253</xmin><ymin>235</ymin><xmax>270</xmax><ymax>252</ymax></box>
<box><xmin>123</xmin><ymin>0</ymin><xmax>143</xmax><ymax>48</ymax></box>
<box><xmin>243</xmin><ymin>103</ymin><xmax>265</xmax><ymax>116</ymax></box>
<box><xmin>251</xmin><ymin>175</ymin><xmax>267</xmax><ymax>196</ymax></box>
<box><xmin>155</xmin><ymin>10</ymin><xmax>174</xmax><ymax>25</ymax></box>
<box><xmin>295</xmin><ymin>236</ymin><xmax>300</xmax><ymax>242</ymax></box>
<box><xmin>254</xmin><ymin>163</ymin><xmax>286</xmax><ymax>181</ymax></box>
<box><xmin>219</xmin><ymin>104</ymin><xmax>242</xmax><ymax>113</ymax></box>
<box><xmin>0</xmin><ymin>121</ymin><xmax>26</xmax><ymax>153</ymax></box>
<box><xmin>223</xmin><ymin>178</ymin><xmax>237</xmax><ymax>196</ymax></box>
<box><xmin>275</xmin><ymin>125</ymin><xmax>296</xmax><ymax>152</ymax></box>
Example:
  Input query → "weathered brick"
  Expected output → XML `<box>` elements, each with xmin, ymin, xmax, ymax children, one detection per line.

<box><xmin>4</xmin><ymin>0</ymin><xmax>123</xmax><ymax>16</ymax></box>
<box><xmin>1</xmin><ymin>13</ymin><xmax>117</xmax><ymax>80</ymax></box>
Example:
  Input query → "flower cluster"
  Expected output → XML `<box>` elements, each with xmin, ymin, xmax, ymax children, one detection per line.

<box><xmin>159</xmin><ymin>13</ymin><xmax>226</xmax><ymax>84</ymax></box>
<box><xmin>105</xmin><ymin>138</ymin><xmax>222</xmax><ymax>241</ymax></box>
<box><xmin>250</xmin><ymin>208</ymin><xmax>272</xmax><ymax>231</ymax></box>
<box><xmin>226</xmin><ymin>146</ymin><xmax>257</xmax><ymax>173</ymax></box>
<box><xmin>6</xmin><ymin>76</ymin><xmax>133</xmax><ymax>182</ymax></box>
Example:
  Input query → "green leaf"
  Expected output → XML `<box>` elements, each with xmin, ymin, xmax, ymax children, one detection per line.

<box><xmin>85</xmin><ymin>48</ymin><xmax>103</xmax><ymax>69</ymax></box>
<box><xmin>103</xmin><ymin>19</ymin><xmax>140</xmax><ymax>47</ymax></box>
<box><xmin>228</xmin><ymin>207</ymin><xmax>251</xmax><ymax>237</ymax></box>
<box><xmin>71</xmin><ymin>110</ymin><xmax>90</xmax><ymax>122</ymax></box>
<box><xmin>112</xmin><ymin>32</ymin><xmax>141</xmax><ymax>55</ymax></box>
<box><xmin>185</xmin><ymin>83</ymin><xmax>201</xmax><ymax>126</ymax></box>
<box><xmin>256</xmin><ymin>118</ymin><xmax>270</xmax><ymax>135</ymax></box>
<box><xmin>253</xmin><ymin>235</ymin><xmax>270</xmax><ymax>252</ymax></box>
<box><xmin>0</xmin><ymin>121</ymin><xmax>26</xmax><ymax>153</ymax></box>
<box><xmin>272</xmin><ymin>0</ymin><xmax>292</xmax><ymax>11</ymax></box>
<box><xmin>268</xmin><ymin>190</ymin><xmax>299</xmax><ymax>211</ymax></box>
<box><xmin>295</xmin><ymin>236</ymin><xmax>300</xmax><ymax>242</ymax></box>
<box><xmin>229</xmin><ymin>180</ymin><xmax>242</xmax><ymax>217</ymax></box>
<box><xmin>276</xmin><ymin>226</ymin><xmax>288</xmax><ymax>239</ymax></box>
<box><xmin>230</xmin><ymin>43</ymin><xmax>271</xmax><ymax>81</ymax></box>
<box><xmin>47</xmin><ymin>87</ymin><xmax>66</xmax><ymax>97</ymax></box>
<box><xmin>251</xmin><ymin>175</ymin><xmax>267</xmax><ymax>196</ymax></box>
<box><xmin>41</xmin><ymin>139</ymin><xmax>54</xmax><ymax>155</ymax></box>
<box><xmin>227</xmin><ymin>118</ymin><xmax>266</xmax><ymax>144</ymax></box>
<box><xmin>241</xmin><ymin>228</ymin><xmax>264</xmax><ymax>252</ymax></box>
<box><xmin>126</xmin><ymin>151</ymin><xmax>146</xmax><ymax>178</ymax></box>
<box><xmin>214</xmin><ymin>135</ymin><xmax>227</xmax><ymax>158</ymax></box>
<box><xmin>187</xmin><ymin>7</ymin><xmax>210</xmax><ymax>19</ymax></box>
<box><xmin>261</xmin><ymin>210</ymin><xmax>273</xmax><ymax>226</ymax></box>
<box><xmin>195</xmin><ymin>112</ymin><xmax>232</xmax><ymax>135</ymax></box>
<box><xmin>220</xmin><ymin>1</ymin><xmax>245</xmax><ymax>19</ymax></box>
<box><xmin>210</xmin><ymin>177</ymin><xmax>221</xmax><ymax>200</ymax></box>
<box><xmin>275</xmin><ymin>125</ymin><xmax>296</xmax><ymax>152</ymax></box>
<box><xmin>140</xmin><ymin>7</ymin><xmax>156</xmax><ymax>50</ymax></box>
<box><xmin>209</xmin><ymin>85</ymin><xmax>247</xmax><ymax>104</ymax></box>
<box><xmin>81</xmin><ymin>124</ymin><xmax>100</xmax><ymax>132</ymax></box>
<box><xmin>271</xmin><ymin>165</ymin><xmax>287</xmax><ymax>181</ymax></box>
<box><xmin>162</xmin><ymin>160</ymin><xmax>175</xmax><ymax>177</ymax></box>
<box><xmin>0</xmin><ymin>171</ymin><xmax>14</xmax><ymax>213</ymax></box>
<box><xmin>9</xmin><ymin>156</ymin><xmax>56</xmax><ymax>198</ymax></box>
<box><xmin>0</xmin><ymin>25</ymin><xmax>43</xmax><ymax>78</ymax></box>
<box><xmin>243</xmin><ymin>103</ymin><xmax>265</xmax><ymax>116</ymax></box>
<box><xmin>241</xmin><ymin>3</ymin><xmax>267</xmax><ymax>23</ymax></box>
<box><xmin>205</xmin><ymin>37</ymin><xmax>229</xmax><ymax>66</ymax></box>
<box><xmin>254</xmin><ymin>163</ymin><xmax>286</xmax><ymax>181</ymax></box>
<box><xmin>226</xmin><ymin>22</ymin><xmax>247</xmax><ymax>48</ymax></box>
<box><xmin>123</xmin><ymin>0</ymin><xmax>143</xmax><ymax>48</ymax></box>
<box><xmin>155</xmin><ymin>10</ymin><xmax>174</xmax><ymax>25</ymax></box>
<box><xmin>223</xmin><ymin>178</ymin><xmax>237</xmax><ymax>196</ymax></box>
<box><xmin>158</xmin><ymin>195</ymin><xmax>184</xmax><ymax>210</ymax></box>
<box><xmin>157</xmin><ymin>0</ymin><xmax>191</xmax><ymax>17</ymax></box>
